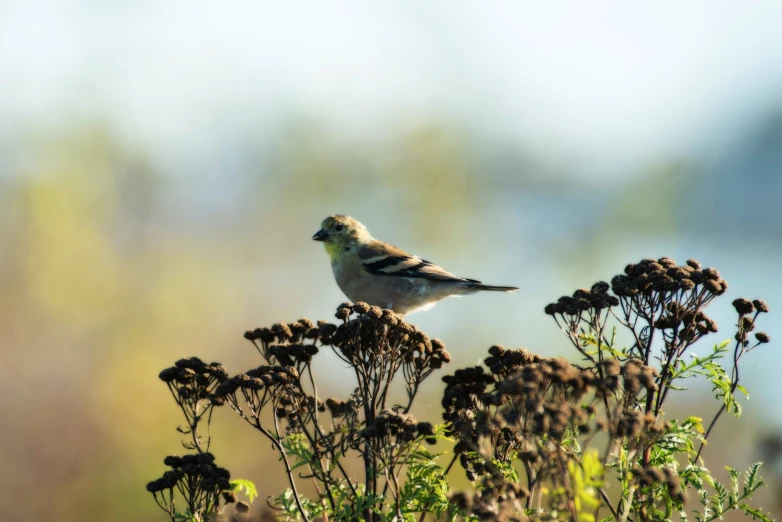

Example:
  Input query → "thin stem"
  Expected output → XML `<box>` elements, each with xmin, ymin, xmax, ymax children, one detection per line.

<box><xmin>259</xmin><ymin>417</ymin><xmax>311</xmax><ymax>522</ymax></box>
<box><xmin>599</xmin><ymin>488</ymin><xmax>619</xmax><ymax>520</ymax></box>
<box><xmin>620</xmin><ymin>485</ymin><xmax>636</xmax><ymax>522</ymax></box>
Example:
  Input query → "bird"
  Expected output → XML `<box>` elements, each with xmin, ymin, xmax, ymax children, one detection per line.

<box><xmin>312</xmin><ymin>214</ymin><xmax>519</xmax><ymax>315</ymax></box>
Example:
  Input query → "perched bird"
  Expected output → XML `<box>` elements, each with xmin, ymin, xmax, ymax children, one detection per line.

<box><xmin>313</xmin><ymin>215</ymin><xmax>519</xmax><ymax>315</ymax></box>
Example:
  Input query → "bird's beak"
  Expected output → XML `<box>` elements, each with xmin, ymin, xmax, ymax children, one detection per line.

<box><xmin>312</xmin><ymin>229</ymin><xmax>329</xmax><ymax>242</ymax></box>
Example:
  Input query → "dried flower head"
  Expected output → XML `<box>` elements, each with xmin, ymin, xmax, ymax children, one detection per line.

<box><xmin>147</xmin><ymin>453</ymin><xmax>232</xmax><ymax>515</ymax></box>
<box><xmin>753</xmin><ymin>299</ymin><xmax>770</xmax><ymax>313</ymax></box>
<box><xmin>733</xmin><ymin>298</ymin><xmax>755</xmax><ymax>316</ymax></box>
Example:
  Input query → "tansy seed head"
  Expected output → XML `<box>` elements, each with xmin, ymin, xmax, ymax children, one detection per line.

<box><xmin>753</xmin><ymin>299</ymin><xmax>770</xmax><ymax>313</ymax></box>
<box><xmin>271</xmin><ymin>322</ymin><xmax>292</xmax><ymax>341</ymax></box>
<box><xmin>352</xmin><ymin>302</ymin><xmax>370</xmax><ymax>314</ymax></box>
<box><xmin>733</xmin><ymin>298</ymin><xmax>755</xmax><ymax>316</ymax></box>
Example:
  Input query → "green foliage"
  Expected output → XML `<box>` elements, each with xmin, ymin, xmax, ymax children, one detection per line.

<box><xmin>692</xmin><ymin>463</ymin><xmax>773</xmax><ymax>522</ymax></box>
<box><xmin>281</xmin><ymin>434</ymin><xmax>314</xmax><ymax>472</ymax></box>
<box><xmin>649</xmin><ymin>416</ymin><xmax>704</xmax><ymax>465</ymax></box>
<box><xmin>398</xmin><ymin>446</ymin><xmax>453</xmax><ymax>518</ymax></box>
<box><xmin>271</xmin><ymin>434</ymin><xmax>460</xmax><ymax>522</ymax></box>
<box><xmin>567</xmin><ymin>450</ymin><xmax>604</xmax><ymax>522</ymax></box>
<box><xmin>670</xmin><ymin>340</ymin><xmax>749</xmax><ymax>416</ymax></box>
<box><xmin>669</xmin><ymin>340</ymin><xmax>731</xmax><ymax>385</ymax></box>
<box><xmin>230</xmin><ymin>479</ymin><xmax>258</xmax><ymax>503</ymax></box>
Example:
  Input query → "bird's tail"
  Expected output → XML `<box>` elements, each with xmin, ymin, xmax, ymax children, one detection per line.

<box><xmin>471</xmin><ymin>283</ymin><xmax>520</xmax><ymax>293</ymax></box>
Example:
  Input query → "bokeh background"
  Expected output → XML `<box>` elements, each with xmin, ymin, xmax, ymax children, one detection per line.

<box><xmin>2</xmin><ymin>2</ymin><xmax>782</xmax><ymax>520</ymax></box>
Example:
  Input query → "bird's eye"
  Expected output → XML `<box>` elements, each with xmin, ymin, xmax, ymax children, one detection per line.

<box><xmin>335</xmin><ymin>225</ymin><xmax>344</xmax><ymax>232</ymax></box>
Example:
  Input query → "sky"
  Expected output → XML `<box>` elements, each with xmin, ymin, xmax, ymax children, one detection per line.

<box><xmin>3</xmin><ymin>1</ymin><xmax>782</xmax><ymax>180</ymax></box>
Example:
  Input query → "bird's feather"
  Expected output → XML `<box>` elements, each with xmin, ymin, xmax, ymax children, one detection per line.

<box><xmin>317</xmin><ymin>215</ymin><xmax>519</xmax><ymax>314</ymax></box>
<box><xmin>358</xmin><ymin>241</ymin><xmax>473</xmax><ymax>283</ymax></box>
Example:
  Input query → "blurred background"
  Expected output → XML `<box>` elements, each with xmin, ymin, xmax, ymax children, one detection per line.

<box><xmin>2</xmin><ymin>1</ymin><xmax>782</xmax><ymax>520</ymax></box>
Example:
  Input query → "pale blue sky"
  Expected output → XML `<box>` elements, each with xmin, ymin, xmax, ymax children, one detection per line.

<box><xmin>3</xmin><ymin>1</ymin><xmax>782</xmax><ymax>179</ymax></box>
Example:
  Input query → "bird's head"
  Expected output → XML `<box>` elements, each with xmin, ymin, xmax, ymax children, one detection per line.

<box><xmin>313</xmin><ymin>215</ymin><xmax>372</xmax><ymax>259</ymax></box>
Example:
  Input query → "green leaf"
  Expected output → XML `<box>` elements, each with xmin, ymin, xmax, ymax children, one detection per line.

<box><xmin>231</xmin><ymin>478</ymin><xmax>258</xmax><ymax>503</ymax></box>
<box><xmin>740</xmin><ymin>505</ymin><xmax>774</xmax><ymax>522</ymax></box>
<box><xmin>745</xmin><ymin>462</ymin><xmax>762</xmax><ymax>490</ymax></box>
<box><xmin>691</xmin><ymin>463</ymin><xmax>769</xmax><ymax>522</ymax></box>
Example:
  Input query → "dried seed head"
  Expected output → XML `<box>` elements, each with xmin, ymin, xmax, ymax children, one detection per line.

<box><xmin>602</xmin><ymin>358</ymin><xmax>621</xmax><ymax>377</ymax></box>
<box><xmin>271</xmin><ymin>322</ymin><xmax>292</xmax><ymax>341</ymax></box>
<box><xmin>753</xmin><ymin>300</ymin><xmax>769</xmax><ymax>313</ymax></box>
<box><xmin>367</xmin><ymin>305</ymin><xmax>383</xmax><ymax>319</ymax></box>
<box><xmin>417</xmin><ymin>421</ymin><xmax>435</xmax><ymax>436</ymax></box>
<box><xmin>177</xmin><ymin>368</ymin><xmax>196</xmax><ymax>383</ymax></box>
<box><xmin>732</xmin><ymin>298</ymin><xmax>755</xmax><ymax>316</ymax></box>
<box><xmin>380</xmin><ymin>309</ymin><xmax>398</xmax><ymax>325</ymax></box>
<box><xmin>352</xmin><ymin>302</ymin><xmax>370</xmax><ymax>314</ymax></box>
<box><xmin>702</xmin><ymin>267</ymin><xmax>720</xmax><ymax>280</ymax></box>
<box><xmin>448</xmin><ymin>491</ymin><xmax>473</xmax><ymax>511</ymax></box>
<box><xmin>704</xmin><ymin>279</ymin><xmax>724</xmax><ymax>294</ymax></box>
<box><xmin>159</xmin><ymin>367</ymin><xmax>179</xmax><ymax>383</ymax></box>
<box><xmin>740</xmin><ymin>316</ymin><xmax>755</xmax><ymax>332</ymax></box>
<box><xmin>488</xmin><ymin>345</ymin><xmax>504</xmax><ymax>356</ymax></box>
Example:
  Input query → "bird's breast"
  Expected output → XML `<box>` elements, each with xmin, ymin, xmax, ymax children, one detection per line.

<box><xmin>331</xmin><ymin>261</ymin><xmax>356</xmax><ymax>298</ymax></box>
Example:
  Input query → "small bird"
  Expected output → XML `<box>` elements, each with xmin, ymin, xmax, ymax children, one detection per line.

<box><xmin>313</xmin><ymin>215</ymin><xmax>519</xmax><ymax>315</ymax></box>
